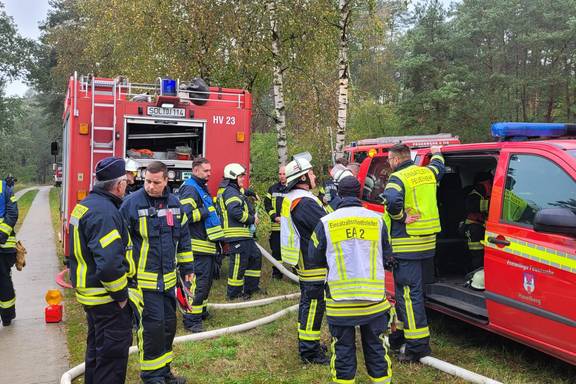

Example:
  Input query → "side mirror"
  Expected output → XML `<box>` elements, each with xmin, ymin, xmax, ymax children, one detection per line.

<box><xmin>534</xmin><ymin>208</ymin><xmax>576</xmax><ymax>237</ymax></box>
<box><xmin>51</xmin><ymin>141</ymin><xmax>59</xmax><ymax>156</ymax></box>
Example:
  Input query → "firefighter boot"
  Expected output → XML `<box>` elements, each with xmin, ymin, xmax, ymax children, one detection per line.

<box><xmin>165</xmin><ymin>371</ymin><xmax>186</xmax><ymax>384</ymax></box>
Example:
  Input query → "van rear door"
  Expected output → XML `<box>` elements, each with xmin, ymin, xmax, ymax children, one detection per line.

<box><xmin>484</xmin><ymin>147</ymin><xmax>576</xmax><ymax>364</ymax></box>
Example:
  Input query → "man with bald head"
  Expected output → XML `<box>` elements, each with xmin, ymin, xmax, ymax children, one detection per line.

<box><xmin>264</xmin><ymin>165</ymin><xmax>287</xmax><ymax>279</ymax></box>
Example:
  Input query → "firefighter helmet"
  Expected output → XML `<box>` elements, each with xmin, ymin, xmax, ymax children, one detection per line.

<box><xmin>466</xmin><ymin>268</ymin><xmax>485</xmax><ymax>291</ymax></box>
<box><xmin>285</xmin><ymin>153</ymin><xmax>313</xmax><ymax>191</ymax></box>
<box><xmin>125</xmin><ymin>158</ymin><xmax>139</xmax><ymax>173</ymax></box>
<box><xmin>330</xmin><ymin>164</ymin><xmax>354</xmax><ymax>185</ymax></box>
<box><xmin>223</xmin><ymin>163</ymin><xmax>246</xmax><ymax>179</ymax></box>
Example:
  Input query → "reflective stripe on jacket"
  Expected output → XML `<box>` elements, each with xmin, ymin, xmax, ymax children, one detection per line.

<box><xmin>69</xmin><ymin>187</ymin><xmax>134</xmax><ymax>306</ymax></box>
<box><xmin>216</xmin><ymin>179</ymin><xmax>254</xmax><ymax>242</ymax></box>
<box><xmin>0</xmin><ymin>180</ymin><xmax>17</xmax><ymax>251</ymax></box>
<box><xmin>280</xmin><ymin>189</ymin><xmax>323</xmax><ymax>266</ymax></box>
<box><xmin>383</xmin><ymin>155</ymin><xmax>445</xmax><ymax>258</ymax></box>
<box><xmin>179</xmin><ymin>177</ymin><xmax>220</xmax><ymax>255</ymax></box>
<box><xmin>120</xmin><ymin>188</ymin><xmax>193</xmax><ymax>292</ymax></box>
<box><xmin>264</xmin><ymin>182</ymin><xmax>284</xmax><ymax>232</ymax></box>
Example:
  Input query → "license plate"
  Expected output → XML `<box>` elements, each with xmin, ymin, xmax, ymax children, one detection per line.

<box><xmin>182</xmin><ymin>171</ymin><xmax>192</xmax><ymax>180</ymax></box>
<box><xmin>147</xmin><ymin>106</ymin><xmax>186</xmax><ymax>118</ymax></box>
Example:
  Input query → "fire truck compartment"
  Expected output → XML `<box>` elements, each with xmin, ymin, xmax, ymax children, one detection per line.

<box><xmin>125</xmin><ymin>118</ymin><xmax>204</xmax><ymax>159</ymax></box>
<box><xmin>423</xmin><ymin>153</ymin><xmax>498</xmax><ymax>319</ymax></box>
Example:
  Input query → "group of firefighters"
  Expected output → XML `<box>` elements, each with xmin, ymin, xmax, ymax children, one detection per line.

<box><xmin>0</xmin><ymin>140</ymin><xmax>498</xmax><ymax>384</ymax></box>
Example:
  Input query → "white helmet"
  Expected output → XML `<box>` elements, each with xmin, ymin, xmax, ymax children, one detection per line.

<box><xmin>125</xmin><ymin>158</ymin><xmax>139</xmax><ymax>172</ymax></box>
<box><xmin>223</xmin><ymin>163</ymin><xmax>246</xmax><ymax>179</ymax></box>
<box><xmin>285</xmin><ymin>154</ymin><xmax>313</xmax><ymax>190</ymax></box>
<box><xmin>330</xmin><ymin>164</ymin><xmax>353</xmax><ymax>185</ymax></box>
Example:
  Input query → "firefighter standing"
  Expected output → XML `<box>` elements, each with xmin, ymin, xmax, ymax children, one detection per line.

<box><xmin>463</xmin><ymin>172</ymin><xmax>493</xmax><ymax>272</ymax></box>
<box><xmin>178</xmin><ymin>157</ymin><xmax>223</xmax><ymax>332</ymax></box>
<box><xmin>68</xmin><ymin>157</ymin><xmax>134</xmax><ymax>384</ymax></box>
<box><xmin>309</xmin><ymin>176</ymin><xmax>393</xmax><ymax>383</ymax></box>
<box><xmin>264</xmin><ymin>165</ymin><xmax>286</xmax><ymax>280</ymax></box>
<box><xmin>280</xmin><ymin>154</ymin><xmax>329</xmax><ymax>364</ymax></box>
<box><xmin>383</xmin><ymin>144</ymin><xmax>445</xmax><ymax>363</ymax></box>
<box><xmin>120</xmin><ymin>161</ymin><xmax>193</xmax><ymax>384</ymax></box>
<box><xmin>0</xmin><ymin>177</ymin><xmax>18</xmax><ymax>327</ymax></box>
<box><xmin>216</xmin><ymin>163</ymin><xmax>262</xmax><ymax>300</ymax></box>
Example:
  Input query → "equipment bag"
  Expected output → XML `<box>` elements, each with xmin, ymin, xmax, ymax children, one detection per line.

<box><xmin>15</xmin><ymin>240</ymin><xmax>27</xmax><ymax>271</ymax></box>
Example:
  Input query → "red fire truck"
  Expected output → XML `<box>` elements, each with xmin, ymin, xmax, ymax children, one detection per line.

<box><xmin>358</xmin><ymin>123</ymin><xmax>576</xmax><ymax>365</ymax></box>
<box><xmin>57</xmin><ymin>73</ymin><xmax>252</xmax><ymax>257</ymax></box>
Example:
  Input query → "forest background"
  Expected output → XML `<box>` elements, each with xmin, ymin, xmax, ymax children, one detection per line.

<box><xmin>1</xmin><ymin>0</ymin><xmax>576</xmax><ymax>187</ymax></box>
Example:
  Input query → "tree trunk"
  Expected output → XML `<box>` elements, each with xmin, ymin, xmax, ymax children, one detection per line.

<box><xmin>334</xmin><ymin>0</ymin><xmax>352</xmax><ymax>160</ymax></box>
<box><xmin>267</xmin><ymin>0</ymin><xmax>288</xmax><ymax>166</ymax></box>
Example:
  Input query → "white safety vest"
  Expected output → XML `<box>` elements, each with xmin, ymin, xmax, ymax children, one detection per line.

<box><xmin>280</xmin><ymin>189</ymin><xmax>322</xmax><ymax>266</ymax></box>
<box><xmin>321</xmin><ymin>207</ymin><xmax>385</xmax><ymax>302</ymax></box>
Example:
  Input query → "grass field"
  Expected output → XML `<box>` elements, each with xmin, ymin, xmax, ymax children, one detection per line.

<box><xmin>15</xmin><ymin>189</ymin><xmax>38</xmax><ymax>232</ymax></box>
<box><xmin>48</xmin><ymin>188</ymin><xmax>576</xmax><ymax>383</ymax></box>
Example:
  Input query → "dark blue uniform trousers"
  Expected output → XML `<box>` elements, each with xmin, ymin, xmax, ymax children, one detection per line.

<box><xmin>226</xmin><ymin>240</ymin><xmax>262</xmax><ymax>299</ymax></box>
<box><xmin>134</xmin><ymin>290</ymin><xmax>177</xmax><ymax>383</ymax></box>
<box><xmin>268</xmin><ymin>230</ymin><xmax>283</xmax><ymax>278</ymax></box>
<box><xmin>298</xmin><ymin>283</ymin><xmax>326</xmax><ymax>360</ymax></box>
<box><xmin>183</xmin><ymin>254</ymin><xmax>214</xmax><ymax>327</ymax></box>
<box><xmin>392</xmin><ymin>258</ymin><xmax>431</xmax><ymax>357</ymax></box>
<box><xmin>0</xmin><ymin>252</ymin><xmax>16</xmax><ymax>324</ymax></box>
<box><xmin>329</xmin><ymin>314</ymin><xmax>392</xmax><ymax>382</ymax></box>
<box><xmin>84</xmin><ymin>302</ymin><xmax>133</xmax><ymax>384</ymax></box>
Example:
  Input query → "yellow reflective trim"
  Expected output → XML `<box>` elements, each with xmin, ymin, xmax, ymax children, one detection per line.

<box><xmin>99</xmin><ymin>229</ymin><xmax>121</xmax><ymax>248</ymax></box>
<box><xmin>10</xmin><ymin>195</ymin><xmax>16</xmax><ymax>203</ymax></box>
<box><xmin>0</xmin><ymin>222</ymin><xmax>12</xmax><ymax>235</ymax></box>
<box><xmin>177</xmin><ymin>250</ymin><xmax>194</xmax><ymax>263</ymax></box>
<box><xmin>225</xmin><ymin>196</ymin><xmax>242</xmax><ymax>206</ymax></box>
<box><xmin>404</xmin><ymin>326</ymin><xmax>430</xmax><ymax>339</ymax></box>
<box><xmin>485</xmin><ymin>231</ymin><xmax>576</xmax><ymax>273</ymax></box>
<box><xmin>385</xmin><ymin>182</ymin><xmax>402</xmax><ymax>192</ymax></box>
<box><xmin>404</xmin><ymin>286</ymin><xmax>416</xmax><ymax>331</ymax></box>
<box><xmin>389</xmin><ymin>210</ymin><xmax>404</xmax><ymax>220</ymax></box>
<box><xmin>140</xmin><ymin>351</ymin><xmax>174</xmax><ymax>371</ymax></box>
<box><xmin>138</xmin><ymin>217</ymin><xmax>149</xmax><ymax>276</ymax></box>
<box><xmin>311</xmin><ymin>232</ymin><xmax>319</xmax><ymax>248</ymax></box>
<box><xmin>101</xmin><ymin>273</ymin><xmax>127</xmax><ymax>292</ymax></box>
<box><xmin>71</xmin><ymin>204</ymin><xmax>89</xmax><ymax>219</ymax></box>
<box><xmin>180</xmin><ymin>198</ymin><xmax>197</xmax><ymax>207</ymax></box>
<box><xmin>73</xmin><ymin>225</ymin><xmax>87</xmax><ymax>287</ymax></box>
<box><xmin>306</xmin><ymin>299</ymin><xmax>317</xmax><ymax>333</ymax></box>
<box><xmin>245</xmin><ymin>269</ymin><xmax>261</xmax><ymax>277</ymax></box>
<box><xmin>0</xmin><ymin>297</ymin><xmax>16</xmax><ymax>308</ymax></box>
<box><xmin>326</xmin><ymin>299</ymin><xmax>391</xmax><ymax>317</ymax></box>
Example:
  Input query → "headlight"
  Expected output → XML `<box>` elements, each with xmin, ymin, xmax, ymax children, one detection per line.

<box><xmin>168</xmin><ymin>170</ymin><xmax>176</xmax><ymax>180</ymax></box>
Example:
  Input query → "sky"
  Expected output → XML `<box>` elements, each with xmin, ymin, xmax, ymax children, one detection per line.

<box><xmin>2</xmin><ymin>0</ymin><xmax>457</xmax><ymax>97</ymax></box>
<box><xmin>3</xmin><ymin>0</ymin><xmax>50</xmax><ymax>96</ymax></box>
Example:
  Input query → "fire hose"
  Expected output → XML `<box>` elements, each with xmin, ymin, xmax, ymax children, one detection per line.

<box><xmin>58</xmin><ymin>244</ymin><xmax>502</xmax><ymax>384</ymax></box>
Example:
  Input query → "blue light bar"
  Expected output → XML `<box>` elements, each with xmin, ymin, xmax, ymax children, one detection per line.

<box><xmin>491</xmin><ymin>122</ymin><xmax>576</xmax><ymax>139</ymax></box>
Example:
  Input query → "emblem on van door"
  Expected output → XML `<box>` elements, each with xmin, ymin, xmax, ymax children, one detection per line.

<box><xmin>523</xmin><ymin>272</ymin><xmax>535</xmax><ymax>294</ymax></box>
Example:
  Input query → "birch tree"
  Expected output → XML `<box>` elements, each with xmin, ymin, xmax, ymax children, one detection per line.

<box><xmin>334</xmin><ymin>0</ymin><xmax>353</xmax><ymax>159</ymax></box>
<box><xmin>267</xmin><ymin>0</ymin><xmax>288</xmax><ymax>166</ymax></box>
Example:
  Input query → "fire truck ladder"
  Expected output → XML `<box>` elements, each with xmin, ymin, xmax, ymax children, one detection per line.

<box><xmin>90</xmin><ymin>78</ymin><xmax>118</xmax><ymax>188</ymax></box>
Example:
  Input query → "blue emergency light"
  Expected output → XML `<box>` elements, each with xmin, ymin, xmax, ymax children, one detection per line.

<box><xmin>491</xmin><ymin>122</ymin><xmax>576</xmax><ymax>140</ymax></box>
<box><xmin>161</xmin><ymin>78</ymin><xmax>177</xmax><ymax>96</ymax></box>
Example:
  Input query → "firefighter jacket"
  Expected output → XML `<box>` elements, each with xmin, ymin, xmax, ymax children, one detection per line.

<box><xmin>120</xmin><ymin>188</ymin><xmax>193</xmax><ymax>292</ymax></box>
<box><xmin>465</xmin><ymin>180</ymin><xmax>492</xmax><ymax>224</ymax></box>
<box><xmin>308</xmin><ymin>197</ymin><xmax>393</xmax><ymax>325</ymax></box>
<box><xmin>0</xmin><ymin>180</ymin><xmax>18</xmax><ymax>252</ymax></box>
<box><xmin>216</xmin><ymin>179</ymin><xmax>255</xmax><ymax>243</ymax></box>
<box><xmin>264</xmin><ymin>182</ymin><xmax>284</xmax><ymax>232</ymax></box>
<box><xmin>68</xmin><ymin>187</ymin><xmax>134</xmax><ymax>306</ymax></box>
<box><xmin>179</xmin><ymin>176</ymin><xmax>222</xmax><ymax>255</ymax></box>
<box><xmin>280</xmin><ymin>188</ymin><xmax>327</xmax><ymax>283</ymax></box>
<box><xmin>383</xmin><ymin>154</ymin><xmax>445</xmax><ymax>260</ymax></box>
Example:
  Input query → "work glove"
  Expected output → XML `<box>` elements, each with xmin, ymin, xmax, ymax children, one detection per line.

<box><xmin>384</xmin><ymin>256</ymin><xmax>398</xmax><ymax>271</ymax></box>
